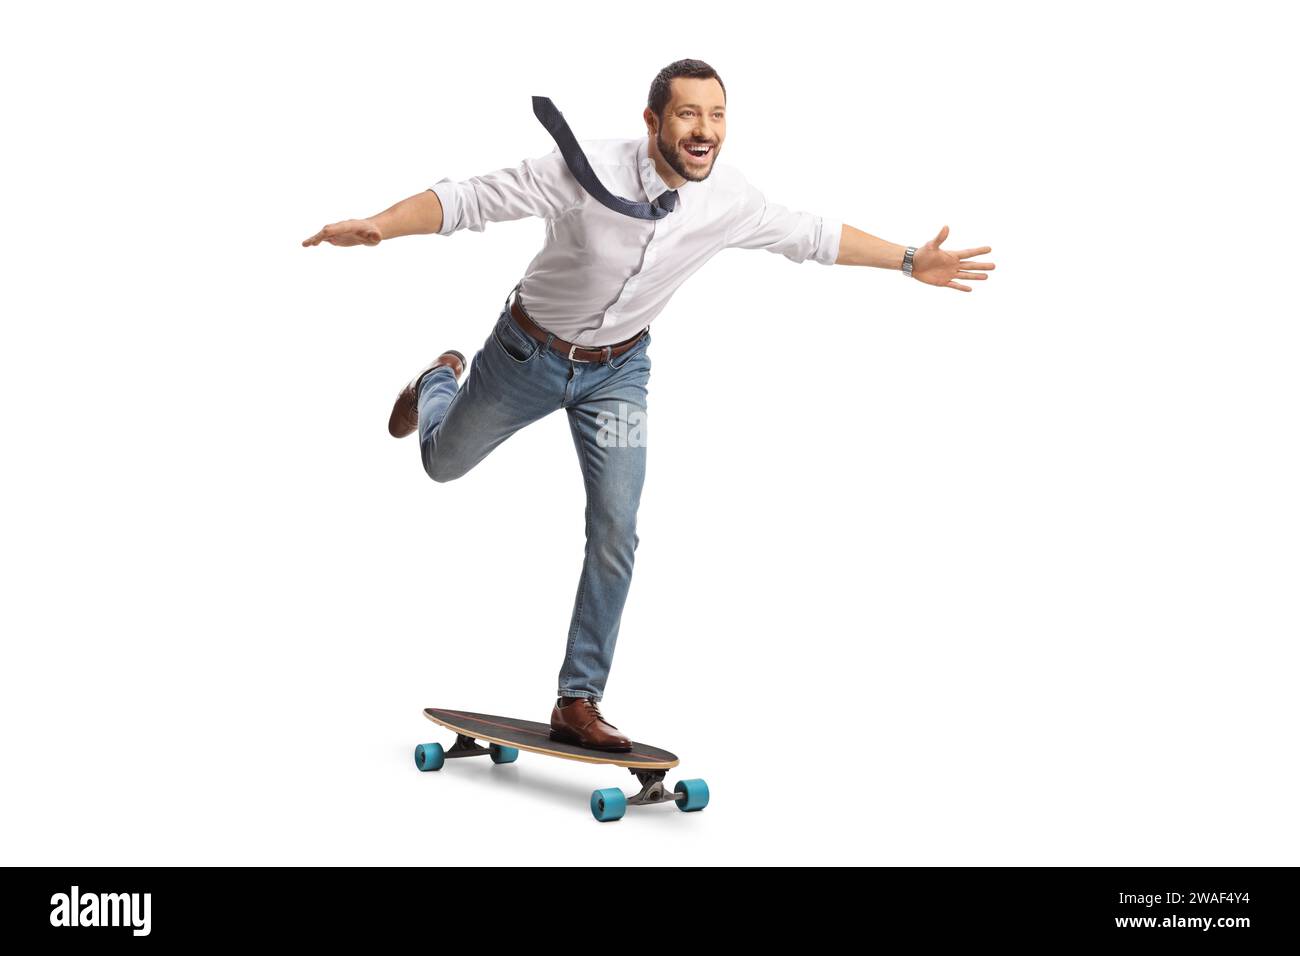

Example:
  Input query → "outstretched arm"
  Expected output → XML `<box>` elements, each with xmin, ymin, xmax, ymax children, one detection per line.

<box><xmin>301</xmin><ymin>148</ymin><xmax>583</xmax><ymax>248</ymax></box>
<box><xmin>836</xmin><ymin>223</ymin><xmax>995</xmax><ymax>292</ymax></box>
<box><xmin>723</xmin><ymin>176</ymin><xmax>996</xmax><ymax>290</ymax></box>
<box><xmin>301</xmin><ymin>190</ymin><xmax>442</xmax><ymax>247</ymax></box>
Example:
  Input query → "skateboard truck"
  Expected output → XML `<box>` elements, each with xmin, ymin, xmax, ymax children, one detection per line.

<box><xmin>588</xmin><ymin>770</ymin><xmax>708</xmax><ymax>822</ymax></box>
<box><xmin>445</xmin><ymin>734</ymin><xmax>490</xmax><ymax>758</ymax></box>
<box><xmin>626</xmin><ymin>769</ymin><xmax>679</xmax><ymax>807</ymax></box>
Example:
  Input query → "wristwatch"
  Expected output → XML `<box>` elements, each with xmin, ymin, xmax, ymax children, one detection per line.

<box><xmin>901</xmin><ymin>245</ymin><xmax>917</xmax><ymax>278</ymax></box>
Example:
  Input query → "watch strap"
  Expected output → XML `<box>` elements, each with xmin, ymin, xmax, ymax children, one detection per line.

<box><xmin>902</xmin><ymin>245</ymin><xmax>917</xmax><ymax>277</ymax></box>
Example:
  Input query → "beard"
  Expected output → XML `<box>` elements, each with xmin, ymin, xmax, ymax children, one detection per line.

<box><xmin>657</xmin><ymin>129</ymin><xmax>718</xmax><ymax>182</ymax></box>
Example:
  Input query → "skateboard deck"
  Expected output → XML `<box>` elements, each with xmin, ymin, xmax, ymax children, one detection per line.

<box><xmin>416</xmin><ymin>707</ymin><xmax>709</xmax><ymax>822</ymax></box>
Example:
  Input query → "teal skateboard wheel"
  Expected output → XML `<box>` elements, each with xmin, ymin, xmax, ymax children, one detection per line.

<box><xmin>490</xmin><ymin>743</ymin><xmax>519</xmax><ymax>764</ymax></box>
<box><xmin>674</xmin><ymin>778</ymin><xmax>709</xmax><ymax>812</ymax></box>
<box><xmin>590</xmin><ymin>787</ymin><xmax>627</xmax><ymax>822</ymax></box>
<box><xmin>414</xmin><ymin>742</ymin><xmax>445</xmax><ymax>772</ymax></box>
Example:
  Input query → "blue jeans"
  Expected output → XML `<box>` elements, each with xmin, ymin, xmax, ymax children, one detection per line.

<box><xmin>417</xmin><ymin>292</ymin><xmax>652</xmax><ymax>702</ymax></box>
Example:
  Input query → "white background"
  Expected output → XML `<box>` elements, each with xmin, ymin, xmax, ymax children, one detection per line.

<box><xmin>2</xmin><ymin>0</ymin><xmax>1296</xmax><ymax>865</ymax></box>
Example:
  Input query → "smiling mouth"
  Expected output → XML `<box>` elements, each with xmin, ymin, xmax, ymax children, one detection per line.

<box><xmin>683</xmin><ymin>142</ymin><xmax>714</xmax><ymax>163</ymax></box>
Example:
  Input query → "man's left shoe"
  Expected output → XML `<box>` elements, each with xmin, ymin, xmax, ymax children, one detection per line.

<box><xmin>388</xmin><ymin>350</ymin><xmax>466</xmax><ymax>438</ymax></box>
<box><xmin>549</xmin><ymin>697</ymin><xmax>632</xmax><ymax>752</ymax></box>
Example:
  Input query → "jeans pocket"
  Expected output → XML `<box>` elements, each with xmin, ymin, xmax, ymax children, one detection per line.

<box><xmin>492</xmin><ymin>313</ymin><xmax>539</xmax><ymax>364</ymax></box>
<box><xmin>607</xmin><ymin>332</ymin><xmax>651</xmax><ymax>371</ymax></box>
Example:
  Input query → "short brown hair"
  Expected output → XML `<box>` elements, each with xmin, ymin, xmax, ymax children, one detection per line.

<box><xmin>647</xmin><ymin>59</ymin><xmax>726</xmax><ymax>123</ymax></box>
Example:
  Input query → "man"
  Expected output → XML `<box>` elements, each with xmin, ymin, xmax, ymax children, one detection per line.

<box><xmin>302</xmin><ymin>59</ymin><xmax>995</xmax><ymax>752</ymax></box>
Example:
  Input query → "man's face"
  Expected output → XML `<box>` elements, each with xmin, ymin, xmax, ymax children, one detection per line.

<box><xmin>646</xmin><ymin>77</ymin><xmax>727</xmax><ymax>183</ymax></box>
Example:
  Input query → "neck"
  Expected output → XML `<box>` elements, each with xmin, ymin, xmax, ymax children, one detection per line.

<box><xmin>647</xmin><ymin>136</ymin><xmax>687</xmax><ymax>189</ymax></box>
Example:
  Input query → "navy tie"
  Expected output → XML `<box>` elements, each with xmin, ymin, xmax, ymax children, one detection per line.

<box><xmin>532</xmin><ymin>95</ymin><xmax>677</xmax><ymax>220</ymax></box>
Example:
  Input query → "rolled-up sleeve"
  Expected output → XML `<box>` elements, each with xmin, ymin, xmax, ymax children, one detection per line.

<box><xmin>724</xmin><ymin>176</ymin><xmax>841</xmax><ymax>265</ymax></box>
<box><xmin>429</xmin><ymin>147</ymin><xmax>583</xmax><ymax>236</ymax></box>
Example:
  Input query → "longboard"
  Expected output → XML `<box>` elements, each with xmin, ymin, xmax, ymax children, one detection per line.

<box><xmin>416</xmin><ymin>707</ymin><xmax>709</xmax><ymax>822</ymax></box>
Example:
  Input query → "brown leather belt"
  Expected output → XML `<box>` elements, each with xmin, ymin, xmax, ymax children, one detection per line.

<box><xmin>510</xmin><ymin>296</ymin><xmax>647</xmax><ymax>364</ymax></box>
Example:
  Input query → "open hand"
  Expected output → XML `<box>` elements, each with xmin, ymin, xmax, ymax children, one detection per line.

<box><xmin>301</xmin><ymin>219</ymin><xmax>382</xmax><ymax>248</ymax></box>
<box><xmin>911</xmin><ymin>225</ymin><xmax>995</xmax><ymax>292</ymax></box>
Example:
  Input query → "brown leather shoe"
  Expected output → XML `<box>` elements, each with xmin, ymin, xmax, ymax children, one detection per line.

<box><xmin>549</xmin><ymin>697</ymin><xmax>632</xmax><ymax>752</ymax></box>
<box><xmin>388</xmin><ymin>350</ymin><xmax>466</xmax><ymax>438</ymax></box>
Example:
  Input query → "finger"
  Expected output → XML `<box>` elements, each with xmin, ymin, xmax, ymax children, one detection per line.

<box><xmin>933</xmin><ymin>224</ymin><xmax>949</xmax><ymax>246</ymax></box>
<box><xmin>310</xmin><ymin>225</ymin><xmax>339</xmax><ymax>245</ymax></box>
<box><xmin>302</xmin><ymin>231</ymin><xmax>324</xmax><ymax>246</ymax></box>
<box><xmin>947</xmin><ymin>281</ymin><xmax>971</xmax><ymax>292</ymax></box>
<box><xmin>956</xmin><ymin>272</ymin><xmax>987</xmax><ymax>280</ymax></box>
<box><xmin>954</xmin><ymin>246</ymin><xmax>992</xmax><ymax>259</ymax></box>
<box><xmin>958</xmin><ymin>261</ymin><xmax>995</xmax><ymax>270</ymax></box>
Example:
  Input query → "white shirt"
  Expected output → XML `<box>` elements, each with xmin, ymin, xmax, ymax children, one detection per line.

<box><xmin>430</xmin><ymin>137</ymin><xmax>841</xmax><ymax>346</ymax></box>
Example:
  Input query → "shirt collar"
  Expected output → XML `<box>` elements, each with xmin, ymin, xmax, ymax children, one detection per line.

<box><xmin>637</xmin><ymin>137</ymin><xmax>686</xmax><ymax>211</ymax></box>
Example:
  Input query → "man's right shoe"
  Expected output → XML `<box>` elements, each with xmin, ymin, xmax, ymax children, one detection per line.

<box><xmin>388</xmin><ymin>350</ymin><xmax>466</xmax><ymax>438</ymax></box>
<box><xmin>549</xmin><ymin>697</ymin><xmax>632</xmax><ymax>752</ymax></box>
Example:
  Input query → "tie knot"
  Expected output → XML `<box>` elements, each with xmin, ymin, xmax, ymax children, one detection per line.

<box><xmin>654</xmin><ymin>190</ymin><xmax>678</xmax><ymax>214</ymax></box>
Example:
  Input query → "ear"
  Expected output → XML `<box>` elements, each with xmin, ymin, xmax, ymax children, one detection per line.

<box><xmin>643</xmin><ymin>106</ymin><xmax>658</xmax><ymax>136</ymax></box>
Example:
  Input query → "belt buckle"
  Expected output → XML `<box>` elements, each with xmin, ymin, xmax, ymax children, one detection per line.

<box><xmin>568</xmin><ymin>343</ymin><xmax>581</xmax><ymax>362</ymax></box>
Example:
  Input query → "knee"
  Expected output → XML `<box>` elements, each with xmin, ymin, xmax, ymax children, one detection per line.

<box><xmin>587</xmin><ymin>502</ymin><xmax>640</xmax><ymax>563</ymax></box>
<box><xmin>593</xmin><ymin>534</ymin><xmax>638</xmax><ymax>577</ymax></box>
<box><xmin>422</xmin><ymin>448</ymin><xmax>466</xmax><ymax>484</ymax></box>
